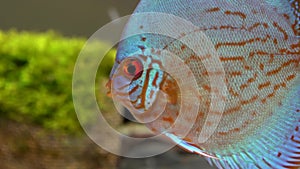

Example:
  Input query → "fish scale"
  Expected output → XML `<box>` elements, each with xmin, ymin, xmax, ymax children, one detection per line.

<box><xmin>108</xmin><ymin>0</ymin><xmax>300</xmax><ymax>168</ymax></box>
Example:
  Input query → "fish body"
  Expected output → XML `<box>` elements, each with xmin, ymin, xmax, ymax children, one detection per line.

<box><xmin>108</xmin><ymin>0</ymin><xmax>300</xmax><ymax>168</ymax></box>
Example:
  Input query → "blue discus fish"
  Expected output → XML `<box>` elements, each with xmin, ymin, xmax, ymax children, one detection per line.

<box><xmin>107</xmin><ymin>0</ymin><xmax>300</xmax><ymax>168</ymax></box>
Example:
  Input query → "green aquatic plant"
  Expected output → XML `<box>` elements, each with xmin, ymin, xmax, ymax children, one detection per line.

<box><xmin>0</xmin><ymin>30</ymin><xmax>116</xmax><ymax>134</ymax></box>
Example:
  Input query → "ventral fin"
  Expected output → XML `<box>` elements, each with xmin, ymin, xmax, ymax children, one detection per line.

<box><xmin>164</xmin><ymin>132</ymin><xmax>218</xmax><ymax>159</ymax></box>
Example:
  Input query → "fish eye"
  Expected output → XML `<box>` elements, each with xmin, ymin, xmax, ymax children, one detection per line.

<box><xmin>123</xmin><ymin>58</ymin><xmax>143</xmax><ymax>79</ymax></box>
<box><xmin>126</xmin><ymin>64</ymin><xmax>136</xmax><ymax>75</ymax></box>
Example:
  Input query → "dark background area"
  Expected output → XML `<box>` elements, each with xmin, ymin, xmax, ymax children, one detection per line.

<box><xmin>0</xmin><ymin>0</ymin><xmax>139</xmax><ymax>37</ymax></box>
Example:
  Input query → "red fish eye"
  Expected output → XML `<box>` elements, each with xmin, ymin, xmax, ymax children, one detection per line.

<box><xmin>123</xmin><ymin>58</ymin><xmax>143</xmax><ymax>79</ymax></box>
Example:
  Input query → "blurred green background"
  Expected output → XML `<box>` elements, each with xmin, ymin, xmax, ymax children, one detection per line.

<box><xmin>0</xmin><ymin>30</ymin><xmax>117</xmax><ymax>133</ymax></box>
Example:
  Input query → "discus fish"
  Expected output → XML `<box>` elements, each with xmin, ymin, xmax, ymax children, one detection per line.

<box><xmin>107</xmin><ymin>0</ymin><xmax>300</xmax><ymax>168</ymax></box>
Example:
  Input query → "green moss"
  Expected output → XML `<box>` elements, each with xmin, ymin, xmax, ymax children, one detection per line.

<box><xmin>0</xmin><ymin>30</ymin><xmax>116</xmax><ymax>134</ymax></box>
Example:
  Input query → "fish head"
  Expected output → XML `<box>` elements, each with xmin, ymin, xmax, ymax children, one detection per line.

<box><xmin>107</xmin><ymin>35</ymin><xmax>181</xmax><ymax>124</ymax></box>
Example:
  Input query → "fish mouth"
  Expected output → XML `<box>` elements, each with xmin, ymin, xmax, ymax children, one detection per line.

<box><xmin>105</xmin><ymin>79</ymin><xmax>112</xmax><ymax>98</ymax></box>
